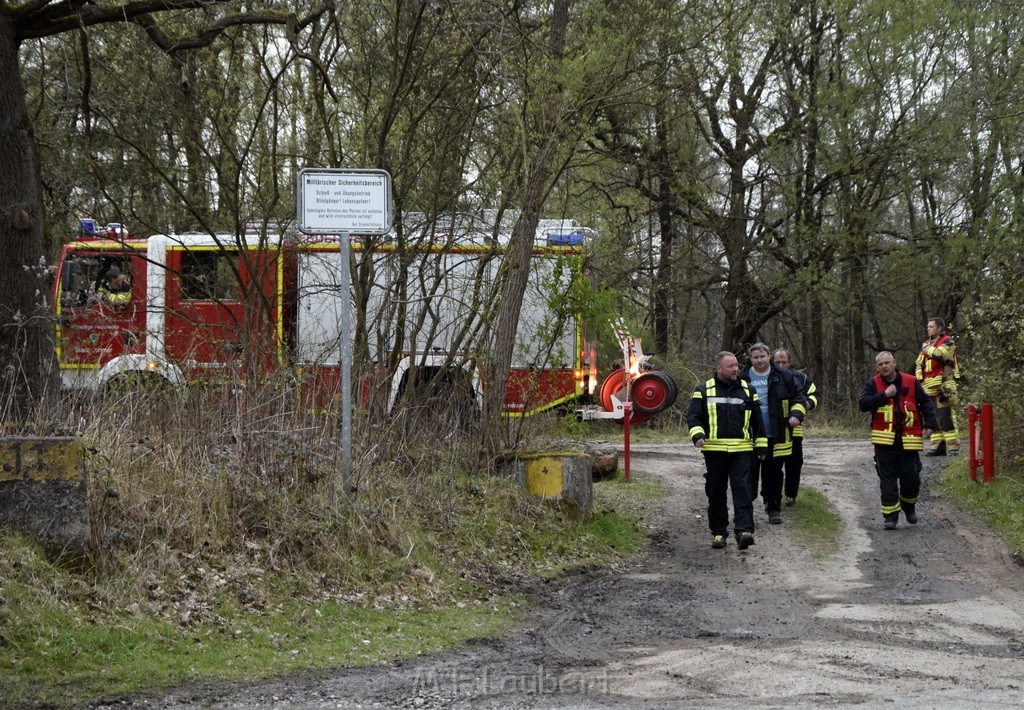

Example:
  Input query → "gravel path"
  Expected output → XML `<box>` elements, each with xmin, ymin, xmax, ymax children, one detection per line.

<box><xmin>85</xmin><ymin>438</ymin><xmax>1024</xmax><ymax>709</ymax></box>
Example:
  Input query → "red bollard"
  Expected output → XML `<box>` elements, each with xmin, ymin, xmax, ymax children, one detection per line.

<box><xmin>967</xmin><ymin>404</ymin><xmax>995</xmax><ymax>483</ymax></box>
<box><xmin>623</xmin><ymin>401</ymin><xmax>632</xmax><ymax>482</ymax></box>
<box><xmin>968</xmin><ymin>405</ymin><xmax>979</xmax><ymax>481</ymax></box>
<box><xmin>982</xmin><ymin>403</ymin><xmax>995</xmax><ymax>483</ymax></box>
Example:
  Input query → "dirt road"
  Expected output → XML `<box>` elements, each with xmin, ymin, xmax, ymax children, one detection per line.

<box><xmin>91</xmin><ymin>438</ymin><xmax>1024</xmax><ymax>709</ymax></box>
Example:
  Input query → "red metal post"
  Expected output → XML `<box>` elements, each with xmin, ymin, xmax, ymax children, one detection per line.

<box><xmin>968</xmin><ymin>405</ymin><xmax>978</xmax><ymax>481</ymax></box>
<box><xmin>982</xmin><ymin>403</ymin><xmax>995</xmax><ymax>483</ymax></box>
<box><xmin>622</xmin><ymin>401</ymin><xmax>632</xmax><ymax>482</ymax></box>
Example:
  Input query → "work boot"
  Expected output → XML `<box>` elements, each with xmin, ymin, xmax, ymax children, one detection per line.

<box><xmin>737</xmin><ymin>532</ymin><xmax>755</xmax><ymax>550</ymax></box>
<box><xmin>785</xmin><ymin>496</ymin><xmax>797</xmax><ymax>506</ymax></box>
<box><xmin>883</xmin><ymin>515</ymin><xmax>899</xmax><ymax>530</ymax></box>
<box><xmin>926</xmin><ymin>442</ymin><xmax>947</xmax><ymax>457</ymax></box>
<box><xmin>711</xmin><ymin>535</ymin><xmax>726</xmax><ymax>549</ymax></box>
<box><xmin>768</xmin><ymin>511</ymin><xmax>783</xmax><ymax>525</ymax></box>
<box><xmin>903</xmin><ymin>505</ymin><xmax>918</xmax><ymax>525</ymax></box>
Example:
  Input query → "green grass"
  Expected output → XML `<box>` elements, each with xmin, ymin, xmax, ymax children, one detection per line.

<box><xmin>936</xmin><ymin>457</ymin><xmax>1024</xmax><ymax>554</ymax></box>
<box><xmin>2</xmin><ymin>589</ymin><xmax>520</xmax><ymax>707</ymax></box>
<box><xmin>785</xmin><ymin>485</ymin><xmax>842</xmax><ymax>558</ymax></box>
<box><xmin>0</xmin><ymin>469</ymin><xmax>658</xmax><ymax>708</ymax></box>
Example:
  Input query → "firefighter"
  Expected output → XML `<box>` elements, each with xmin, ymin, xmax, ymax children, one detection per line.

<box><xmin>741</xmin><ymin>343</ymin><xmax>808</xmax><ymax>524</ymax></box>
<box><xmin>771</xmin><ymin>348</ymin><xmax>819</xmax><ymax>506</ymax></box>
<box><xmin>96</xmin><ymin>266</ymin><xmax>131</xmax><ymax>307</ymax></box>
<box><xmin>915</xmin><ymin>317</ymin><xmax>960</xmax><ymax>455</ymax></box>
<box><xmin>687</xmin><ymin>351</ymin><xmax>767</xmax><ymax>550</ymax></box>
<box><xmin>860</xmin><ymin>351</ymin><xmax>937</xmax><ymax>530</ymax></box>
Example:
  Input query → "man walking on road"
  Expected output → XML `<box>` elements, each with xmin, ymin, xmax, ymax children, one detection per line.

<box><xmin>860</xmin><ymin>351</ymin><xmax>937</xmax><ymax>530</ymax></box>
<box><xmin>687</xmin><ymin>351</ymin><xmax>766</xmax><ymax>550</ymax></box>
<box><xmin>915</xmin><ymin>317</ymin><xmax>961</xmax><ymax>456</ymax></box>
<box><xmin>772</xmin><ymin>348</ymin><xmax>819</xmax><ymax>507</ymax></box>
<box><xmin>741</xmin><ymin>343</ymin><xmax>808</xmax><ymax>525</ymax></box>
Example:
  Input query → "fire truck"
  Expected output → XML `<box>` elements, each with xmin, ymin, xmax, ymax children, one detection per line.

<box><xmin>53</xmin><ymin>217</ymin><xmax>619</xmax><ymax>417</ymax></box>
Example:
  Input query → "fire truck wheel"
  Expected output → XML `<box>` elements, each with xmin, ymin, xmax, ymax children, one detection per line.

<box><xmin>631</xmin><ymin>371</ymin><xmax>678</xmax><ymax>415</ymax></box>
<box><xmin>598</xmin><ymin>369</ymin><xmax>652</xmax><ymax>425</ymax></box>
<box><xmin>104</xmin><ymin>372</ymin><xmax>171</xmax><ymax>399</ymax></box>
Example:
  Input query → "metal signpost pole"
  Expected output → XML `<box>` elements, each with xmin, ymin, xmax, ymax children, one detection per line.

<box><xmin>340</xmin><ymin>231</ymin><xmax>352</xmax><ymax>497</ymax></box>
<box><xmin>296</xmin><ymin>168</ymin><xmax>392</xmax><ymax>502</ymax></box>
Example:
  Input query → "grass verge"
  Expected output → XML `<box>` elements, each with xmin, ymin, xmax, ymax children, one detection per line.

<box><xmin>936</xmin><ymin>458</ymin><xmax>1024</xmax><ymax>554</ymax></box>
<box><xmin>1</xmin><ymin>464</ymin><xmax>661</xmax><ymax>707</ymax></box>
<box><xmin>785</xmin><ymin>485</ymin><xmax>842</xmax><ymax>558</ymax></box>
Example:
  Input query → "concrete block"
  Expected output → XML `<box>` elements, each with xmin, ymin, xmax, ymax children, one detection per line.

<box><xmin>0</xmin><ymin>437</ymin><xmax>90</xmax><ymax>555</ymax></box>
<box><xmin>501</xmin><ymin>451</ymin><xmax>592</xmax><ymax>517</ymax></box>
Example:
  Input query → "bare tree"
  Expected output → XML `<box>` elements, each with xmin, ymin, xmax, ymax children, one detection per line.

<box><xmin>0</xmin><ymin>1</ymin><xmax>295</xmax><ymax>424</ymax></box>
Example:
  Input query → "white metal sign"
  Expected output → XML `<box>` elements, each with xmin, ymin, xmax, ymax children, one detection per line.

<box><xmin>297</xmin><ymin>168</ymin><xmax>392</xmax><ymax>234</ymax></box>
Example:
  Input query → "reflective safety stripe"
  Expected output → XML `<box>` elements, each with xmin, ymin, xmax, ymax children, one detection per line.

<box><xmin>899</xmin><ymin>494</ymin><xmax>918</xmax><ymax>505</ymax></box>
<box><xmin>882</xmin><ymin>502</ymin><xmax>901</xmax><ymax>515</ymax></box>
<box><xmin>702</xmin><ymin>438</ymin><xmax>755</xmax><ymax>453</ymax></box>
<box><xmin>871</xmin><ymin>430</ymin><xmax>896</xmax><ymax>445</ymax></box>
<box><xmin>773</xmin><ymin>440</ymin><xmax>793</xmax><ymax>457</ymax></box>
<box><xmin>902</xmin><ymin>435</ymin><xmax>924</xmax><ymax>451</ymax></box>
<box><xmin>706</xmin><ymin>380</ymin><xmax>719</xmax><ymax>440</ymax></box>
<box><xmin>700</xmin><ymin>379</ymin><xmax>757</xmax><ymax>450</ymax></box>
<box><xmin>707</xmin><ymin>396</ymin><xmax>747</xmax><ymax>405</ymax></box>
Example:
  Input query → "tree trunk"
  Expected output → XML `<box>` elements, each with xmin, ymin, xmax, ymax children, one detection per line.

<box><xmin>652</xmin><ymin>96</ymin><xmax>674</xmax><ymax>356</ymax></box>
<box><xmin>0</xmin><ymin>13</ymin><xmax>59</xmax><ymax>424</ymax></box>
<box><xmin>481</xmin><ymin>0</ymin><xmax>570</xmax><ymax>455</ymax></box>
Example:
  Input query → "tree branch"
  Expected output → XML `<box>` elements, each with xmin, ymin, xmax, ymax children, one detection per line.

<box><xmin>15</xmin><ymin>0</ymin><xmax>287</xmax><ymax>42</ymax></box>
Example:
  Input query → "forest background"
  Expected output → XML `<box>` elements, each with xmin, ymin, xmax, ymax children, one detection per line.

<box><xmin>3</xmin><ymin>0</ymin><xmax>1023</xmax><ymax>437</ymax></box>
<box><xmin>3</xmin><ymin>1</ymin><xmax>1024</xmax><ymax>703</ymax></box>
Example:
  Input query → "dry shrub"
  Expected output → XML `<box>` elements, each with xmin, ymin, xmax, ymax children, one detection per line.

<box><xmin>42</xmin><ymin>380</ymin><xmax>557</xmax><ymax>617</ymax></box>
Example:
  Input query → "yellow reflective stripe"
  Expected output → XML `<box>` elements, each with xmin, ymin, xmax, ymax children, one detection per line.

<box><xmin>754</xmin><ymin>436</ymin><xmax>768</xmax><ymax>449</ymax></box>
<box><xmin>903</xmin><ymin>435</ymin><xmax>923</xmax><ymax>450</ymax></box>
<box><xmin>920</xmin><ymin>374</ymin><xmax>942</xmax><ymax>394</ymax></box>
<box><xmin>871</xmin><ymin>431</ymin><xmax>896</xmax><ymax>445</ymax></box>
<box><xmin>689</xmin><ymin>426</ymin><xmax>706</xmax><ymax>439</ymax></box>
<box><xmin>773</xmin><ymin>441</ymin><xmax>793</xmax><ymax>457</ymax></box>
<box><xmin>702</xmin><ymin>439</ymin><xmax>755</xmax><ymax>453</ymax></box>
<box><xmin>882</xmin><ymin>503</ymin><xmax>901</xmax><ymax>515</ymax></box>
<box><xmin>899</xmin><ymin>494</ymin><xmax>918</xmax><ymax>505</ymax></box>
<box><xmin>706</xmin><ymin>379</ymin><xmax>718</xmax><ymax>440</ymax></box>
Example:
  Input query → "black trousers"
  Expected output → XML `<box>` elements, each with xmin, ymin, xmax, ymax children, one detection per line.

<box><xmin>703</xmin><ymin>451</ymin><xmax>755</xmax><ymax>538</ymax></box>
<box><xmin>783</xmin><ymin>436</ymin><xmax>804</xmax><ymax>499</ymax></box>
<box><xmin>750</xmin><ymin>438</ymin><xmax>786</xmax><ymax>512</ymax></box>
<box><xmin>874</xmin><ymin>444</ymin><xmax>921</xmax><ymax>517</ymax></box>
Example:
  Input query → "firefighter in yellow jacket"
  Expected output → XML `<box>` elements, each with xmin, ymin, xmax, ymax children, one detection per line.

<box><xmin>915</xmin><ymin>317</ymin><xmax>960</xmax><ymax>456</ymax></box>
<box><xmin>96</xmin><ymin>266</ymin><xmax>132</xmax><ymax>307</ymax></box>
<box><xmin>687</xmin><ymin>351</ymin><xmax>767</xmax><ymax>551</ymax></box>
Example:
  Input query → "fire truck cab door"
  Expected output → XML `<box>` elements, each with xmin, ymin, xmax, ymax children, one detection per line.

<box><xmin>55</xmin><ymin>251</ymin><xmax>144</xmax><ymax>368</ymax></box>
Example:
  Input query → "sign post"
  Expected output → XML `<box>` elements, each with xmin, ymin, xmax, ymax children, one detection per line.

<box><xmin>296</xmin><ymin>169</ymin><xmax>392</xmax><ymax>498</ymax></box>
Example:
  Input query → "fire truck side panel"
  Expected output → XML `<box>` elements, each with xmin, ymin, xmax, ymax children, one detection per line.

<box><xmin>293</xmin><ymin>242</ymin><xmax>583</xmax><ymax>415</ymax></box>
<box><xmin>504</xmin><ymin>252</ymin><xmax>583</xmax><ymax>415</ymax></box>
<box><xmin>161</xmin><ymin>242</ymin><xmax>285</xmax><ymax>382</ymax></box>
<box><xmin>54</xmin><ymin>225</ymin><xmax>590</xmax><ymax>416</ymax></box>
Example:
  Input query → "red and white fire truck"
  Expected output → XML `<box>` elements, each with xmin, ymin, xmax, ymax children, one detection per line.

<box><xmin>53</xmin><ymin>217</ymin><xmax>613</xmax><ymax>417</ymax></box>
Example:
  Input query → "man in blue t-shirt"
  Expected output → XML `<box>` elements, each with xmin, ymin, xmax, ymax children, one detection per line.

<box><xmin>741</xmin><ymin>343</ymin><xmax>808</xmax><ymax>524</ymax></box>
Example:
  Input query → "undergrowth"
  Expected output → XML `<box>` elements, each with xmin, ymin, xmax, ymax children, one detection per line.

<box><xmin>0</xmin><ymin>386</ymin><xmax>659</xmax><ymax>707</ymax></box>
